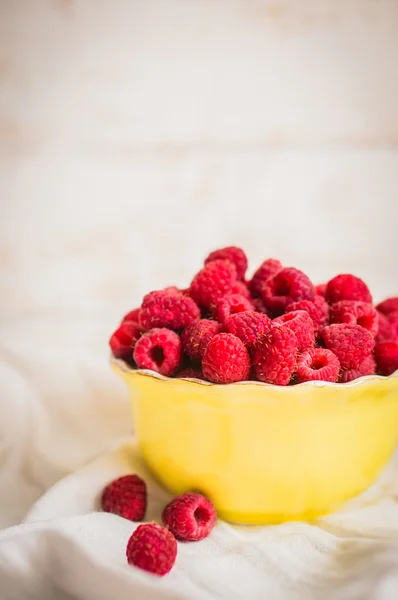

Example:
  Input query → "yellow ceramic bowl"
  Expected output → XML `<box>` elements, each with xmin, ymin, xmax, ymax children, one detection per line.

<box><xmin>112</xmin><ymin>358</ymin><xmax>398</xmax><ymax>524</ymax></box>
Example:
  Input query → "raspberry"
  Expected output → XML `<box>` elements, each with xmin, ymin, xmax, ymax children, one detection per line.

<box><xmin>329</xmin><ymin>301</ymin><xmax>379</xmax><ymax>336</ymax></box>
<box><xmin>189</xmin><ymin>260</ymin><xmax>237</xmax><ymax>309</ymax></box>
<box><xmin>325</xmin><ymin>274</ymin><xmax>372</xmax><ymax>304</ymax></box>
<box><xmin>202</xmin><ymin>333</ymin><xmax>251</xmax><ymax>383</ymax></box>
<box><xmin>296</xmin><ymin>348</ymin><xmax>340</xmax><ymax>383</ymax></box>
<box><xmin>139</xmin><ymin>289</ymin><xmax>200</xmax><ymax>331</ymax></box>
<box><xmin>339</xmin><ymin>355</ymin><xmax>376</xmax><ymax>383</ymax></box>
<box><xmin>376</xmin><ymin>311</ymin><xmax>398</xmax><ymax>343</ymax></box>
<box><xmin>205</xmin><ymin>246</ymin><xmax>248</xmax><ymax>280</ymax></box>
<box><xmin>322</xmin><ymin>324</ymin><xmax>374</xmax><ymax>370</ymax></box>
<box><xmin>126</xmin><ymin>523</ymin><xmax>177</xmax><ymax>576</ymax></box>
<box><xmin>122</xmin><ymin>308</ymin><xmax>141</xmax><ymax>324</ymax></box>
<box><xmin>273</xmin><ymin>310</ymin><xmax>315</xmax><ymax>352</ymax></box>
<box><xmin>315</xmin><ymin>283</ymin><xmax>327</xmax><ymax>297</ymax></box>
<box><xmin>181</xmin><ymin>319</ymin><xmax>222</xmax><ymax>361</ymax></box>
<box><xmin>374</xmin><ymin>342</ymin><xmax>398</xmax><ymax>376</ymax></box>
<box><xmin>101</xmin><ymin>475</ymin><xmax>147</xmax><ymax>521</ymax></box>
<box><xmin>109</xmin><ymin>321</ymin><xmax>142</xmax><ymax>361</ymax></box>
<box><xmin>252</xmin><ymin>324</ymin><xmax>298</xmax><ymax>385</ymax></box>
<box><xmin>176</xmin><ymin>366</ymin><xmax>204</xmax><ymax>379</ymax></box>
<box><xmin>224</xmin><ymin>311</ymin><xmax>271</xmax><ymax>346</ymax></box>
<box><xmin>231</xmin><ymin>279</ymin><xmax>251</xmax><ymax>299</ymax></box>
<box><xmin>212</xmin><ymin>293</ymin><xmax>253</xmax><ymax>324</ymax></box>
<box><xmin>252</xmin><ymin>297</ymin><xmax>268</xmax><ymax>314</ymax></box>
<box><xmin>162</xmin><ymin>493</ymin><xmax>217</xmax><ymax>541</ymax></box>
<box><xmin>286</xmin><ymin>298</ymin><xmax>328</xmax><ymax>333</ymax></box>
<box><xmin>248</xmin><ymin>258</ymin><xmax>282</xmax><ymax>297</ymax></box>
<box><xmin>133</xmin><ymin>328</ymin><xmax>182</xmax><ymax>376</ymax></box>
<box><xmin>261</xmin><ymin>267</ymin><xmax>315</xmax><ymax>314</ymax></box>
<box><xmin>376</xmin><ymin>297</ymin><xmax>398</xmax><ymax>316</ymax></box>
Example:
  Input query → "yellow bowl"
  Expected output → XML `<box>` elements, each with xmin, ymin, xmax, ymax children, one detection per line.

<box><xmin>112</xmin><ymin>358</ymin><xmax>398</xmax><ymax>524</ymax></box>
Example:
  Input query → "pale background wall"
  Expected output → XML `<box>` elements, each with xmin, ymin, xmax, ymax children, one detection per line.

<box><xmin>1</xmin><ymin>0</ymin><xmax>397</xmax><ymax>322</ymax></box>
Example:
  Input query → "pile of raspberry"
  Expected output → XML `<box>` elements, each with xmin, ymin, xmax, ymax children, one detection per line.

<box><xmin>101</xmin><ymin>474</ymin><xmax>217</xmax><ymax>576</ymax></box>
<box><xmin>110</xmin><ymin>247</ymin><xmax>398</xmax><ymax>385</ymax></box>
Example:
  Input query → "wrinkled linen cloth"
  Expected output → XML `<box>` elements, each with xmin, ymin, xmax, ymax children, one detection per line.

<box><xmin>1</xmin><ymin>317</ymin><xmax>398</xmax><ymax>600</ymax></box>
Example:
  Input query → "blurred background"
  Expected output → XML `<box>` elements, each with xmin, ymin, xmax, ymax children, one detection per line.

<box><xmin>0</xmin><ymin>0</ymin><xmax>398</xmax><ymax>523</ymax></box>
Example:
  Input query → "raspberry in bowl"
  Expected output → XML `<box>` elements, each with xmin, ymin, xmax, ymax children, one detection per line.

<box><xmin>110</xmin><ymin>248</ymin><xmax>398</xmax><ymax>524</ymax></box>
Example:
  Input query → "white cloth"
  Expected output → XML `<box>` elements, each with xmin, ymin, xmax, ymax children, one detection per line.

<box><xmin>1</xmin><ymin>317</ymin><xmax>398</xmax><ymax>600</ymax></box>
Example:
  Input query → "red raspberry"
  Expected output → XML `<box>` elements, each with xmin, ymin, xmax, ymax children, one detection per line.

<box><xmin>325</xmin><ymin>274</ymin><xmax>372</xmax><ymax>304</ymax></box>
<box><xmin>376</xmin><ymin>297</ymin><xmax>398</xmax><ymax>317</ymax></box>
<box><xmin>101</xmin><ymin>475</ymin><xmax>146</xmax><ymax>521</ymax></box>
<box><xmin>339</xmin><ymin>355</ymin><xmax>376</xmax><ymax>383</ymax></box>
<box><xmin>261</xmin><ymin>267</ymin><xmax>315</xmax><ymax>314</ymax></box>
<box><xmin>189</xmin><ymin>260</ymin><xmax>237</xmax><ymax>309</ymax></box>
<box><xmin>126</xmin><ymin>523</ymin><xmax>177</xmax><ymax>576</ymax></box>
<box><xmin>231</xmin><ymin>279</ymin><xmax>251</xmax><ymax>299</ymax></box>
<box><xmin>374</xmin><ymin>341</ymin><xmax>398</xmax><ymax>376</ymax></box>
<box><xmin>252</xmin><ymin>324</ymin><xmax>298</xmax><ymax>385</ymax></box>
<box><xmin>212</xmin><ymin>293</ymin><xmax>253</xmax><ymax>324</ymax></box>
<box><xmin>202</xmin><ymin>333</ymin><xmax>251</xmax><ymax>383</ymax></box>
<box><xmin>273</xmin><ymin>310</ymin><xmax>315</xmax><ymax>352</ymax></box>
<box><xmin>176</xmin><ymin>366</ymin><xmax>204</xmax><ymax>379</ymax></box>
<box><xmin>205</xmin><ymin>246</ymin><xmax>248</xmax><ymax>280</ymax></box>
<box><xmin>162</xmin><ymin>493</ymin><xmax>217</xmax><ymax>541</ymax></box>
<box><xmin>248</xmin><ymin>258</ymin><xmax>282</xmax><ymax>297</ymax></box>
<box><xmin>109</xmin><ymin>321</ymin><xmax>142</xmax><ymax>361</ymax></box>
<box><xmin>224</xmin><ymin>311</ymin><xmax>271</xmax><ymax>346</ymax></box>
<box><xmin>322</xmin><ymin>324</ymin><xmax>374</xmax><ymax>370</ymax></box>
<box><xmin>329</xmin><ymin>301</ymin><xmax>379</xmax><ymax>336</ymax></box>
<box><xmin>181</xmin><ymin>319</ymin><xmax>222</xmax><ymax>361</ymax></box>
<box><xmin>286</xmin><ymin>298</ymin><xmax>328</xmax><ymax>333</ymax></box>
<box><xmin>296</xmin><ymin>348</ymin><xmax>340</xmax><ymax>383</ymax></box>
<box><xmin>376</xmin><ymin>311</ymin><xmax>398</xmax><ymax>343</ymax></box>
<box><xmin>133</xmin><ymin>328</ymin><xmax>182</xmax><ymax>376</ymax></box>
<box><xmin>315</xmin><ymin>283</ymin><xmax>327</xmax><ymax>297</ymax></box>
<box><xmin>122</xmin><ymin>308</ymin><xmax>141</xmax><ymax>324</ymax></box>
<box><xmin>139</xmin><ymin>289</ymin><xmax>200</xmax><ymax>331</ymax></box>
<box><xmin>252</xmin><ymin>297</ymin><xmax>268</xmax><ymax>314</ymax></box>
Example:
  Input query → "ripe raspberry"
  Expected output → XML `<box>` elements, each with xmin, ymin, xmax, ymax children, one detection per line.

<box><xmin>205</xmin><ymin>246</ymin><xmax>248</xmax><ymax>280</ymax></box>
<box><xmin>339</xmin><ymin>355</ymin><xmax>376</xmax><ymax>383</ymax></box>
<box><xmin>122</xmin><ymin>308</ymin><xmax>141</xmax><ymax>324</ymax></box>
<box><xmin>329</xmin><ymin>301</ymin><xmax>379</xmax><ymax>336</ymax></box>
<box><xmin>189</xmin><ymin>260</ymin><xmax>237</xmax><ymax>309</ymax></box>
<box><xmin>374</xmin><ymin>341</ymin><xmax>398</xmax><ymax>376</ymax></box>
<box><xmin>273</xmin><ymin>310</ymin><xmax>315</xmax><ymax>352</ymax></box>
<box><xmin>325</xmin><ymin>274</ymin><xmax>372</xmax><ymax>304</ymax></box>
<box><xmin>296</xmin><ymin>348</ymin><xmax>340</xmax><ymax>383</ymax></box>
<box><xmin>224</xmin><ymin>311</ymin><xmax>271</xmax><ymax>346</ymax></box>
<box><xmin>181</xmin><ymin>319</ymin><xmax>222</xmax><ymax>361</ymax></box>
<box><xmin>315</xmin><ymin>283</ymin><xmax>327</xmax><ymax>297</ymax></box>
<box><xmin>376</xmin><ymin>311</ymin><xmax>398</xmax><ymax>343</ymax></box>
<box><xmin>126</xmin><ymin>523</ymin><xmax>177</xmax><ymax>576</ymax></box>
<box><xmin>212</xmin><ymin>293</ymin><xmax>253</xmax><ymax>324</ymax></box>
<box><xmin>252</xmin><ymin>297</ymin><xmax>268</xmax><ymax>314</ymax></box>
<box><xmin>286</xmin><ymin>298</ymin><xmax>328</xmax><ymax>333</ymax></box>
<box><xmin>376</xmin><ymin>297</ymin><xmax>398</xmax><ymax>316</ymax></box>
<box><xmin>133</xmin><ymin>328</ymin><xmax>182</xmax><ymax>376</ymax></box>
<box><xmin>139</xmin><ymin>289</ymin><xmax>200</xmax><ymax>331</ymax></box>
<box><xmin>322</xmin><ymin>324</ymin><xmax>374</xmax><ymax>370</ymax></box>
<box><xmin>176</xmin><ymin>366</ymin><xmax>204</xmax><ymax>379</ymax></box>
<box><xmin>101</xmin><ymin>475</ymin><xmax>147</xmax><ymax>521</ymax></box>
<box><xmin>248</xmin><ymin>258</ymin><xmax>282</xmax><ymax>297</ymax></box>
<box><xmin>202</xmin><ymin>333</ymin><xmax>251</xmax><ymax>383</ymax></box>
<box><xmin>109</xmin><ymin>321</ymin><xmax>142</xmax><ymax>361</ymax></box>
<box><xmin>162</xmin><ymin>493</ymin><xmax>217</xmax><ymax>541</ymax></box>
<box><xmin>252</xmin><ymin>324</ymin><xmax>298</xmax><ymax>385</ymax></box>
<box><xmin>261</xmin><ymin>267</ymin><xmax>315</xmax><ymax>314</ymax></box>
<box><xmin>231</xmin><ymin>279</ymin><xmax>251</xmax><ymax>299</ymax></box>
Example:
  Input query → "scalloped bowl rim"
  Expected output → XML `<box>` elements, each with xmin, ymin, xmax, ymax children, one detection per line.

<box><xmin>111</xmin><ymin>355</ymin><xmax>398</xmax><ymax>390</ymax></box>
